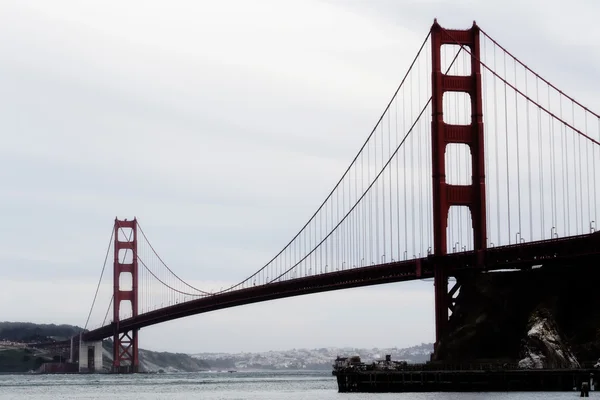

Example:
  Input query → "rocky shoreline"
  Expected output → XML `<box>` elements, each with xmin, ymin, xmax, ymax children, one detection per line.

<box><xmin>434</xmin><ymin>264</ymin><xmax>600</xmax><ymax>367</ymax></box>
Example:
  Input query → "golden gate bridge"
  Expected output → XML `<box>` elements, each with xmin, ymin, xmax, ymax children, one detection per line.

<box><xmin>43</xmin><ymin>20</ymin><xmax>600</xmax><ymax>373</ymax></box>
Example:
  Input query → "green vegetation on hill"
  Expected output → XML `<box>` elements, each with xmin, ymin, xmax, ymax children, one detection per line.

<box><xmin>0</xmin><ymin>322</ymin><xmax>83</xmax><ymax>343</ymax></box>
<box><xmin>0</xmin><ymin>348</ymin><xmax>56</xmax><ymax>373</ymax></box>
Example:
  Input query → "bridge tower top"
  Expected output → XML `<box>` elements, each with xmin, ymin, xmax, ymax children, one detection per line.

<box><xmin>430</xmin><ymin>20</ymin><xmax>487</xmax><ymax>256</ymax></box>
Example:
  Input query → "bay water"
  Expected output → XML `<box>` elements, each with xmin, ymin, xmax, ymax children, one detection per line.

<box><xmin>0</xmin><ymin>370</ymin><xmax>588</xmax><ymax>399</ymax></box>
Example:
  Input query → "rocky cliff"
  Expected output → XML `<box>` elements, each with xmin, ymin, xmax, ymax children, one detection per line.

<box><xmin>433</xmin><ymin>264</ymin><xmax>600</xmax><ymax>368</ymax></box>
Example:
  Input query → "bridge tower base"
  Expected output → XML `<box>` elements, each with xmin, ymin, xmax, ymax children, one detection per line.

<box><xmin>430</xmin><ymin>20</ymin><xmax>487</xmax><ymax>350</ymax></box>
<box><xmin>78</xmin><ymin>339</ymin><xmax>103</xmax><ymax>373</ymax></box>
<box><xmin>112</xmin><ymin>218</ymin><xmax>140</xmax><ymax>373</ymax></box>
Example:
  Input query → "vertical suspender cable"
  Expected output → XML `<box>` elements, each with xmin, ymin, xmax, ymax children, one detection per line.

<box><xmin>493</xmin><ymin>41</ymin><xmax>501</xmax><ymax>244</ymax></box>
<box><xmin>549</xmin><ymin>85</ymin><xmax>556</xmax><ymax>236</ymax></box>
<box><xmin>503</xmin><ymin>51</ymin><xmax>511</xmax><ymax>244</ymax></box>
<box><xmin>380</xmin><ymin>123</ymin><xmax>385</xmax><ymax>261</ymax></box>
<box><xmin>576</xmin><ymin>102</ymin><xmax>583</xmax><ymax>233</ymax></box>
<box><xmin>403</xmin><ymin>86</ymin><xmax>408</xmax><ymax>257</ymax></box>
<box><xmin>417</xmin><ymin>52</ymin><xmax>423</xmax><ymax>254</ymax></box>
<box><xmin>410</xmin><ymin>72</ymin><xmax>415</xmax><ymax>256</ymax></box>
<box><xmin>585</xmin><ymin>114</ymin><xmax>590</xmax><ymax>233</ymax></box>
<box><xmin>395</xmin><ymin>95</ymin><xmax>400</xmax><ymax>258</ymax></box>
<box><xmin>375</xmin><ymin>124</ymin><xmax>379</xmax><ymax>261</ymax></box>
<box><xmin>560</xmin><ymin>94</ymin><xmax>568</xmax><ymax>235</ymax></box>
<box><xmin>425</xmin><ymin>40</ymin><xmax>432</xmax><ymax>251</ymax></box>
<box><xmin>536</xmin><ymin>77</ymin><xmax>544</xmax><ymax>238</ymax></box>
<box><xmin>525</xmin><ymin>70</ymin><xmax>533</xmax><ymax>240</ymax></box>
<box><xmin>595</xmin><ymin>118</ymin><xmax>599</xmax><ymax>230</ymax></box>
<box><xmin>515</xmin><ymin>59</ymin><xmax>523</xmax><ymax>240</ymax></box>
<box><xmin>83</xmin><ymin>229</ymin><xmax>114</xmax><ymax>330</ymax></box>
<box><xmin>388</xmin><ymin>110</ymin><xmax>393</xmax><ymax>259</ymax></box>
<box><xmin>575</xmin><ymin>105</ymin><xmax>580</xmax><ymax>234</ymax></box>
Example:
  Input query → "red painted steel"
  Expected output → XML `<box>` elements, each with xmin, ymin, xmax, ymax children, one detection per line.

<box><xmin>82</xmin><ymin>232</ymin><xmax>600</xmax><ymax>343</ymax></box>
<box><xmin>431</xmin><ymin>20</ymin><xmax>487</xmax><ymax>347</ymax></box>
<box><xmin>112</xmin><ymin>218</ymin><xmax>139</xmax><ymax>373</ymax></box>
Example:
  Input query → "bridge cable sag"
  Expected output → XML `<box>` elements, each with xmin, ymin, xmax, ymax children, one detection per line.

<box><xmin>83</xmin><ymin>227</ymin><xmax>114</xmax><ymax>330</ymax></box>
<box><xmin>267</xmin><ymin>96</ymin><xmax>432</xmax><ymax>283</ymax></box>
<box><xmin>102</xmin><ymin>295</ymin><xmax>113</xmax><ymax>327</ymax></box>
<box><xmin>479</xmin><ymin>29</ymin><xmax>600</xmax><ymax>120</ymax></box>
<box><xmin>136</xmin><ymin>221</ymin><xmax>210</xmax><ymax>295</ymax></box>
<box><xmin>218</xmin><ymin>29</ymin><xmax>434</xmax><ymax>293</ymax></box>
<box><xmin>263</xmin><ymin>41</ymin><xmax>466</xmax><ymax>284</ymax></box>
<box><xmin>444</xmin><ymin>29</ymin><xmax>600</xmax><ymax>146</ymax></box>
<box><xmin>120</xmin><ymin>28</ymin><xmax>455</xmax><ymax>299</ymax></box>
<box><xmin>445</xmin><ymin>25</ymin><xmax>599</xmax><ymax>244</ymax></box>
<box><xmin>136</xmin><ymin>256</ymin><xmax>204</xmax><ymax>297</ymax></box>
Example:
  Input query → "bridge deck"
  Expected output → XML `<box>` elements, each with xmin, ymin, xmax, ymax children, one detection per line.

<box><xmin>82</xmin><ymin>232</ymin><xmax>600</xmax><ymax>341</ymax></box>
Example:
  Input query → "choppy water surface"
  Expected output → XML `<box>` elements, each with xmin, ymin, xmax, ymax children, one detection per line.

<box><xmin>0</xmin><ymin>371</ymin><xmax>588</xmax><ymax>399</ymax></box>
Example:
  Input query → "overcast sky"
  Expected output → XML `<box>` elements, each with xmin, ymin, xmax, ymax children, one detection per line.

<box><xmin>1</xmin><ymin>0</ymin><xmax>599</xmax><ymax>354</ymax></box>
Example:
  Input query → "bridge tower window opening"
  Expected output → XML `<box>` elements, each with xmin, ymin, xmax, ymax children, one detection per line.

<box><xmin>443</xmin><ymin>92</ymin><xmax>472</xmax><ymax>126</ymax></box>
<box><xmin>441</xmin><ymin>44</ymin><xmax>472</xmax><ymax>77</ymax></box>
<box><xmin>117</xmin><ymin>248</ymin><xmax>133</xmax><ymax>264</ymax></box>
<box><xmin>118</xmin><ymin>300</ymin><xmax>132</xmax><ymax>320</ymax></box>
<box><xmin>445</xmin><ymin>144</ymin><xmax>472</xmax><ymax>186</ymax></box>
<box><xmin>117</xmin><ymin>227</ymin><xmax>133</xmax><ymax>243</ymax></box>
<box><xmin>447</xmin><ymin>206</ymin><xmax>474</xmax><ymax>253</ymax></box>
<box><xmin>119</xmin><ymin>271</ymin><xmax>133</xmax><ymax>291</ymax></box>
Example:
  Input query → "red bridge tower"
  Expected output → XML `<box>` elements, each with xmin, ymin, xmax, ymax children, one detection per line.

<box><xmin>112</xmin><ymin>218</ymin><xmax>140</xmax><ymax>372</ymax></box>
<box><xmin>430</xmin><ymin>21</ymin><xmax>487</xmax><ymax>348</ymax></box>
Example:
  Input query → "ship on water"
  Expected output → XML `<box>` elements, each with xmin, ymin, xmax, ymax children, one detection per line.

<box><xmin>332</xmin><ymin>355</ymin><xmax>597</xmax><ymax>393</ymax></box>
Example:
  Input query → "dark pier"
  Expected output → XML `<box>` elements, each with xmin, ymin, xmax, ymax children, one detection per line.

<box><xmin>333</xmin><ymin>357</ymin><xmax>597</xmax><ymax>393</ymax></box>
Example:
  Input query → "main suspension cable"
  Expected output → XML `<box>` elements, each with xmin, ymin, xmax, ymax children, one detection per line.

<box><xmin>83</xmin><ymin>228</ymin><xmax>114</xmax><ymax>330</ymax></box>
<box><xmin>221</xmin><ymin>29</ymin><xmax>434</xmax><ymax>293</ymax></box>
<box><xmin>136</xmin><ymin>221</ymin><xmax>210</xmax><ymax>295</ymax></box>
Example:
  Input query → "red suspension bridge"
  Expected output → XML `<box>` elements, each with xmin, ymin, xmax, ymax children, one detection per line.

<box><xmin>67</xmin><ymin>20</ymin><xmax>600</xmax><ymax>372</ymax></box>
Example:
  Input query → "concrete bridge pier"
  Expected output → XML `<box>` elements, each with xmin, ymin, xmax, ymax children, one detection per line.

<box><xmin>77</xmin><ymin>339</ymin><xmax>103</xmax><ymax>373</ymax></box>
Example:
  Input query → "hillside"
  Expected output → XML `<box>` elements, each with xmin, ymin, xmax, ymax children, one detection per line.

<box><xmin>0</xmin><ymin>322</ymin><xmax>83</xmax><ymax>343</ymax></box>
<box><xmin>0</xmin><ymin>322</ymin><xmax>83</xmax><ymax>372</ymax></box>
<box><xmin>100</xmin><ymin>340</ymin><xmax>210</xmax><ymax>372</ymax></box>
<box><xmin>0</xmin><ymin>321</ymin><xmax>433</xmax><ymax>372</ymax></box>
<box><xmin>0</xmin><ymin>346</ymin><xmax>56</xmax><ymax>373</ymax></box>
<box><xmin>0</xmin><ymin>322</ymin><xmax>209</xmax><ymax>373</ymax></box>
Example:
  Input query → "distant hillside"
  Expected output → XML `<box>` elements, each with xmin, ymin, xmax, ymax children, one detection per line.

<box><xmin>0</xmin><ymin>322</ymin><xmax>209</xmax><ymax>373</ymax></box>
<box><xmin>0</xmin><ymin>322</ymin><xmax>83</xmax><ymax>343</ymax></box>
<box><xmin>139</xmin><ymin>348</ymin><xmax>210</xmax><ymax>372</ymax></box>
<box><xmin>0</xmin><ymin>322</ymin><xmax>433</xmax><ymax>373</ymax></box>
<box><xmin>192</xmin><ymin>343</ymin><xmax>434</xmax><ymax>370</ymax></box>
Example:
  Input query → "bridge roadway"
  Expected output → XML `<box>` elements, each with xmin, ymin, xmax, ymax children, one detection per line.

<box><xmin>80</xmin><ymin>231</ymin><xmax>600</xmax><ymax>342</ymax></box>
